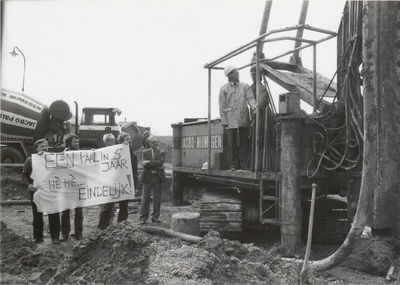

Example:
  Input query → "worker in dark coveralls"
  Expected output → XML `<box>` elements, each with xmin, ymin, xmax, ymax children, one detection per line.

<box><xmin>250</xmin><ymin>64</ymin><xmax>269</xmax><ymax>171</ymax></box>
<box><xmin>98</xmin><ymin>132</ymin><xmax>139</xmax><ymax>229</ymax></box>
<box><xmin>139</xmin><ymin>136</ymin><xmax>166</xmax><ymax>224</ymax></box>
<box><xmin>219</xmin><ymin>65</ymin><xmax>257</xmax><ymax>171</ymax></box>
<box><xmin>22</xmin><ymin>138</ymin><xmax>61</xmax><ymax>244</ymax></box>
<box><xmin>61</xmin><ymin>134</ymin><xmax>83</xmax><ymax>241</ymax></box>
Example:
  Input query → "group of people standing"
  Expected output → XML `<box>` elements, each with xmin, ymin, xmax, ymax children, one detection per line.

<box><xmin>219</xmin><ymin>64</ymin><xmax>269</xmax><ymax>171</ymax></box>
<box><xmin>23</xmin><ymin>131</ymin><xmax>166</xmax><ymax>244</ymax></box>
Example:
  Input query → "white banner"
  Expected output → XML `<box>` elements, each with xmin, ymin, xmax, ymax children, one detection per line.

<box><xmin>32</xmin><ymin>144</ymin><xmax>135</xmax><ymax>214</ymax></box>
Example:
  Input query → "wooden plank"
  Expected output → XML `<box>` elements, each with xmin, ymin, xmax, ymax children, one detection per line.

<box><xmin>263</xmin><ymin>60</ymin><xmax>300</xmax><ymax>73</ymax></box>
<box><xmin>261</xmin><ymin>195</ymin><xmax>279</xmax><ymax>201</ymax></box>
<box><xmin>200</xmin><ymin>212</ymin><xmax>242</xmax><ymax>218</ymax></box>
<box><xmin>260</xmin><ymin>63</ymin><xmax>335</xmax><ymax>112</ymax></box>
<box><xmin>201</xmin><ymin>216</ymin><xmax>242</xmax><ymax>221</ymax></box>
<box><xmin>201</xmin><ymin>197</ymin><xmax>241</xmax><ymax>203</ymax></box>
<box><xmin>201</xmin><ymin>200</ymin><xmax>241</xmax><ymax>204</ymax></box>
<box><xmin>305</xmin><ymin>210</ymin><xmax>348</xmax><ymax>219</ymax></box>
<box><xmin>260</xmin><ymin>218</ymin><xmax>281</xmax><ymax>225</ymax></box>
<box><xmin>200</xmin><ymin>223</ymin><xmax>242</xmax><ymax>230</ymax></box>
<box><xmin>201</xmin><ymin>205</ymin><xmax>242</xmax><ymax>212</ymax></box>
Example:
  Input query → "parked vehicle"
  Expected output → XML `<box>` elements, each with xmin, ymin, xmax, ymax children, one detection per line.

<box><xmin>0</xmin><ymin>88</ymin><xmax>121</xmax><ymax>171</ymax></box>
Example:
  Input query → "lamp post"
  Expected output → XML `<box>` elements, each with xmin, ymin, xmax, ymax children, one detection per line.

<box><xmin>9</xmin><ymin>46</ymin><xmax>26</xmax><ymax>92</ymax></box>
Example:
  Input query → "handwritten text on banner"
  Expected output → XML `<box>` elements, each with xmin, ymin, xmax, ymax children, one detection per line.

<box><xmin>32</xmin><ymin>144</ymin><xmax>134</xmax><ymax>214</ymax></box>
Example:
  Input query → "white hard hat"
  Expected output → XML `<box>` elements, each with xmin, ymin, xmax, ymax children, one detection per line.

<box><xmin>224</xmin><ymin>65</ymin><xmax>236</xmax><ymax>77</ymax></box>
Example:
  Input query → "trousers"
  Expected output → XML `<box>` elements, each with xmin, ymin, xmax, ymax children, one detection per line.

<box><xmin>30</xmin><ymin>191</ymin><xmax>43</xmax><ymax>240</ymax></box>
<box><xmin>226</xmin><ymin>127</ymin><xmax>250</xmax><ymax>169</ymax></box>
<box><xmin>98</xmin><ymin>200</ymin><xmax>128</xmax><ymax>230</ymax></box>
<box><xmin>30</xmin><ymin>192</ymin><xmax>60</xmax><ymax>240</ymax></box>
<box><xmin>139</xmin><ymin>174</ymin><xmax>162</xmax><ymax>221</ymax></box>
<box><xmin>61</xmin><ymin>208</ymin><xmax>83</xmax><ymax>238</ymax></box>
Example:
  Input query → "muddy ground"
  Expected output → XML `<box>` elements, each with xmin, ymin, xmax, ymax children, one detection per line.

<box><xmin>1</xmin><ymin>170</ymin><xmax>399</xmax><ymax>285</ymax></box>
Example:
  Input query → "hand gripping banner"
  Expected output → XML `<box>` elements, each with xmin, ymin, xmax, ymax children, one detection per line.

<box><xmin>32</xmin><ymin>144</ymin><xmax>135</xmax><ymax>214</ymax></box>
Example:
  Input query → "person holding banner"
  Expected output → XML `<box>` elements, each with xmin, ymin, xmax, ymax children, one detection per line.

<box><xmin>60</xmin><ymin>134</ymin><xmax>84</xmax><ymax>241</ymax></box>
<box><xmin>114</xmin><ymin>132</ymin><xmax>139</xmax><ymax>223</ymax></box>
<box><xmin>98</xmin><ymin>133</ymin><xmax>118</xmax><ymax>229</ymax></box>
<box><xmin>139</xmin><ymin>135</ymin><xmax>166</xmax><ymax>224</ymax></box>
<box><xmin>22</xmin><ymin>138</ymin><xmax>61</xmax><ymax>244</ymax></box>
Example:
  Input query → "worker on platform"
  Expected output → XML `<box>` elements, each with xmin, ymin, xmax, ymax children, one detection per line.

<box><xmin>219</xmin><ymin>65</ymin><xmax>257</xmax><ymax>171</ymax></box>
<box><xmin>139</xmin><ymin>135</ymin><xmax>166</xmax><ymax>224</ymax></box>
<box><xmin>22</xmin><ymin>138</ymin><xmax>61</xmax><ymax>244</ymax></box>
<box><xmin>60</xmin><ymin>133</ymin><xmax>83</xmax><ymax>241</ymax></box>
<box><xmin>250</xmin><ymin>64</ymin><xmax>269</xmax><ymax>171</ymax></box>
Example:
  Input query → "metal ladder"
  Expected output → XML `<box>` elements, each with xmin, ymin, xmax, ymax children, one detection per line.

<box><xmin>259</xmin><ymin>177</ymin><xmax>282</xmax><ymax>225</ymax></box>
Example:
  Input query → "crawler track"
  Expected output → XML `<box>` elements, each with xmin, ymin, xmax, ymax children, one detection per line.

<box><xmin>199</xmin><ymin>188</ymin><xmax>243</xmax><ymax>240</ymax></box>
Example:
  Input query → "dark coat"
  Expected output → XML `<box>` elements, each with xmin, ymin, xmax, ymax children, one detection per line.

<box><xmin>140</xmin><ymin>148</ymin><xmax>166</xmax><ymax>183</ymax></box>
<box><xmin>130</xmin><ymin>150</ymin><xmax>139</xmax><ymax>189</ymax></box>
<box><xmin>22</xmin><ymin>157</ymin><xmax>33</xmax><ymax>187</ymax></box>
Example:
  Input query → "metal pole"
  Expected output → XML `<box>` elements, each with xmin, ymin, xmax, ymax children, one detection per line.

<box><xmin>208</xmin><ymin>68</ymin><xmax>212</xmax><ymax>175</ymax></box>
<box><xmin>258</xmin><ymin>0</ymin><xmax>273</xmax><ymax>52</ymax></box>
<box><xmin>204</xmin><ymin>24</ymin><xmax>336</xmax><ymax>69</ymax></box>
<box><xmin>17</xmin><ymin>47</ymin><xmax>26</xmax><ymax>92</ymax></box>
<box><xmin>74</xmin><ymin>101</ymin><xmax>79</xmax><ymax>135</ymax></box>
<box><xmin>254</xmin><ymin>45</ymin><xmax>261</xmax><ymax>172</ymax></box>
<box><xmin>10</xmin><ymin>46</ymin><xmax>26</xmax><ymax>92</ymax></box>
<box><xmin>263</xmin><ymin>106</ymin><xmax>269</xmax><ymax>171</ymax></box>
<box><xmin>300</xmin><ymin>183</ymin><xmax>317</xmax><ymax>284</ymax></box>
<box><xmin>280</xmin><ymin>118</ymin><xmax>302</xmax><ymax>256</ymax></box>
<box><xmin>292</xmin><ymin>0</ymin><xmax>309</xmax><ymax>62</ymax></box>
<box><xmin>313</xmin><ymin>44</ymin><xmax>317</xmax><ymax>112</ymax></box>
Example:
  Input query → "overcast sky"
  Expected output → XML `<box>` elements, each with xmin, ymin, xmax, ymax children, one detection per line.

<box><xmin>1</xmin><ymin>0</ymin><xmax>345</xmax><ymax>135</ymax></box>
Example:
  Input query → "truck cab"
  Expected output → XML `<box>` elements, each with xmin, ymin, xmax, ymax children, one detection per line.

<box><xmin>78</xmin><ymin>107</ymin><xmax>122</xmax><ymax>149</ymax></box>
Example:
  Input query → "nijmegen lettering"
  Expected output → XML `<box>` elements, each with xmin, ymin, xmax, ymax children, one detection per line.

<box><xmin>181</xmin><ymin>135</ymin><xmax>223</xmax><ymax>149</ymax></box>
<box><xmin>0</xmin><ymin>134</ymin><xmax>33</xmax><ymax>143</ymax></box>
<box><xmin>1</xmin><ymin>92</ymin><xmax>43</xmax><ymax>111</ymax></box>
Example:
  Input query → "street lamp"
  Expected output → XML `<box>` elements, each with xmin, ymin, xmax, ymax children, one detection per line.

<box><xmin>9</xmin><ymin>46</ymin><xmax>26</xmax><ymax>92</ymax></box>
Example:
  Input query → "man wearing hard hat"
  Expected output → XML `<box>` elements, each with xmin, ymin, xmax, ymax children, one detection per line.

<box><xmin>219</xmin><ymin>65</ymin><xmax>257</xmax><ymax>171</ymax></box>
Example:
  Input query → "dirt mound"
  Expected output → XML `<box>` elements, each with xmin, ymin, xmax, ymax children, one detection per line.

<box><xmin>46</xmin><ymin>223</ymin><xmax>315</xmax><ymax>285</ymax></box>
<box><xmin>0</xmin><ymin>221</ymin><xmax>64</xmax><ymax>284</ymax></box>
<box><xmin>49</xmin><ymin>221</ymin><xmax>154</xmax><ymax>284</ymax></box>
<box><xmin>2</xmin><ymin>209</ymin><xmax>397</xmax><ymax>285</ymax></box>
<box><xmin>342</xmin><ymin>238</ymin><xmax>395</xmax><ymax>275</ymax></box>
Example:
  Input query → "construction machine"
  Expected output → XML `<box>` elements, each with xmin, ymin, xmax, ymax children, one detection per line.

<box><xmin>171</xmin><ymin>1</ymin><xmax>399</xmax><ymax>271</ymax></box>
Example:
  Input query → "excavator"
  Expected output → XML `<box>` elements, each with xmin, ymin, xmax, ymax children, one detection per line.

<box><xmin>171</xmin><ymin>0</ymin><xmax>399</xmax><ymax>272</ymax></box>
